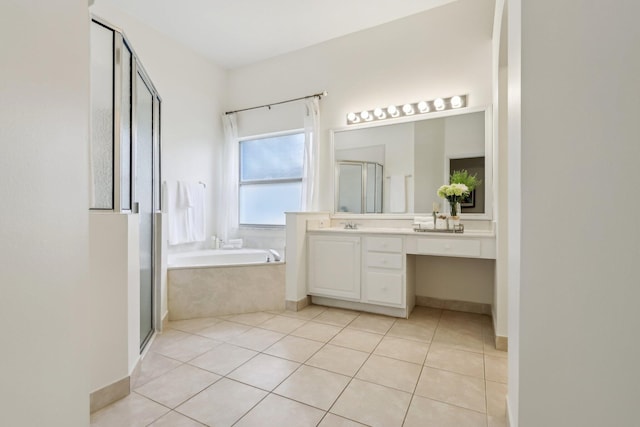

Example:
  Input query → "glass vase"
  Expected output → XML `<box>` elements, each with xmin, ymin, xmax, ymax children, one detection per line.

<box><xmin>450</xmin><ymin>201</ymin><xmax>460</xmax><ymax>218</ymax></box>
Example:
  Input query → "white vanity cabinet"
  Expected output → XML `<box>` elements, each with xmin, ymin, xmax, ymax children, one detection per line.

<box><xmin>362</xmin><ymin>236</ymin><xmax>405</xmax><ymax>307</ymax></box>
<box><xmin>307</xmin><ymin>232</ymin><xmax>414</xmax><ymax>317</ymax></box>
<box><xmin>305</xmin><ymin>227</ymin><xmax>495</xmax><ymax>318</ymax></box>
<box><xmin>307</xmin><ymin>234</ymin><xmax>361</xmax><ymax>300</ymax></box>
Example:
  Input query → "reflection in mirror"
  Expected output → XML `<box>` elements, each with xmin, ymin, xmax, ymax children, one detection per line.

<box><xmin>450</xmin><ymin>157</ymin><xmax>484</xmax><ymax>214</ymax></box>
<box><xmin>332</xmin><ymin>108</ymin><xmax>491</xmax><ymax>217</ymax></box>
<box><xmin>336</xmin><ymin>161</ymin><xmax>383</xmax><ymax>213</ymax></box>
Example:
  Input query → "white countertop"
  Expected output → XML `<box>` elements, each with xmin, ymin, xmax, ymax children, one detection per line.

<box><xmin>306</xmin><ymin>226</ymin><xmax>495</xmax><ymax>238</ymax></box>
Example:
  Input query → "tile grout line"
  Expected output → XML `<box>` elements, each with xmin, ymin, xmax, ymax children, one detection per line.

<box><xmin>399</xmin><ymin>308</ymin><xmax>443</xmax><ymax>426</ymax></box>
<box><xmin>313</xmin><ymin>312</ymin><xmax>369</xmax><ymax>423</ymax></box>
<box><xmin>228</xmin><ymin>310</ymin><xmax>355</xmax><ymax>426</ymax></box>
<box><xmin>119</xmin><ymin>306</ymin><xmax>503</xmax><ymax>427</ymax></box>
<box><xmin>214</xmin><ymin>311</ymin><xmax>353</xmax><ymax>425</ymax></box>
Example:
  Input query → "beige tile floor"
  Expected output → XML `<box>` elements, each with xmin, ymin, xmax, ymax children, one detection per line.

<box><xmin>91</xmin><ymin>305</ymin><xmax>508</xmax><ymax>427</ymax></box>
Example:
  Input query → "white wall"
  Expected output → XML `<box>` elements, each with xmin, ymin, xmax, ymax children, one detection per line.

<box><xmin>0</xmin><ymin>1</ymin><xmax>90</xmax><ymax>425</ymax></box>
<box><xmin>495</xmin><ymin>65</ymin><xmax>509</xmax><ymax>338</ymax></box>
<box><xmin>493</xmin><ymin>0</ymin><xmax>509</xmax><ymax>340</ymax></box>
<box><xmin>512</xmin><ymin>0</ymin><xmax>640</xmax><ymax>425</ymax></box>
<box><xmin>414</xmin><ymin>119</ymin><xmax>445</xmax><ymax>213</ymax></box>
<box><xmin>91</xmin><ymin>1</ymin><xmax>227</xmax><ymax>255</ymax></box>
<box><xmin>444</xmin><ymin>111</ymin><xmax>486</xmax><ymax>158</ymax></box>
<box><xmin>227</xmin><ymin>0</ymin><xmax>495</xmax><ymax>212</ymax></box>
<box><xmin>335</xmin><ymin>146</ymin><xmax>385</xmax><ymax>165</ymax></box>
<box><xmin>89</xmin><ymin>214</ymin><xmax>140</xmax><ymax>393</ymax></box>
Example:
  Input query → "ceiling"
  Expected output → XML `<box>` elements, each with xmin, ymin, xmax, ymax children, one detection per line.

<box><xmin>95</xmin><ymin>0</ymin><xmax>457</xmax><ymax>69</ymax></box>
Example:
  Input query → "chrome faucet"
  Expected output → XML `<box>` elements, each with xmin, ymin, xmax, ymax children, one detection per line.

<box><xmin>269</xmin><ymin>249</ymin><xmax>282</xmax><ymax>262</ymax></box>
<box><xmin>343</xmin><ymin>221</ymin><xmax>358</xmax><ymax>230</ymax></box>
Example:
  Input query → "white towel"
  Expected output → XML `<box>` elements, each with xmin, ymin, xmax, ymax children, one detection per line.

<box><xmin>414</xmin><ymin>216</ymin><xmax>433</xmax><ymax>223</ymax></box>
<box><xmin>414</xmin><ymin>220</ymin><xmax>447</xmax><ymax>230</ymax></box>
<box><xmin>389</xmin><ymin>175</ymin><xmax>406</xmax><ymax>213</ymax></box>
<box><xmin>167</xmin><ymin>181</ymin><xmax>191</xmax><ymax>244</ymax></box>
<box><xmin>186</xmin><ymin>182</ymin><xmax>206</xmax><ymax>242</ymax></box>
<box><xmin>167</xmin><ymin>181</ymin><xmax>205</xmax><ymax>244</ymax></box>
<box><xmin>176</xmin><ymin>181</ymin><xmax>190</xmax><ymax>208</ymax></box>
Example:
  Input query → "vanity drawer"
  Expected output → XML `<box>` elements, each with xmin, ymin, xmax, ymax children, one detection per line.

<box><xmin>367</xmin><ymin>236</ymin><xmax>403</xmax><ymax>253</ymax></box>
<box><xmin>416</xmin><ymin>238</ymin><xmax>481</xmax><ymax>258</ymax></box>
<box><xmin>365</xmin><ymin>271</ymin><xmax>403</xmax><ymax>305</ymax></box>
<box><xmin>367</xmin><ymin>252</ymin><xmax>403</xmax><ymax>269</ymax></box>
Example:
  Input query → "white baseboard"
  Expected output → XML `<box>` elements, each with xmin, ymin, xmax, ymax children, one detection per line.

<box><xmin>90</xmin><ymin>376</ymin><xmax>130</xmax><ymax>413</ymax></box>
<box><xmin>506</xmin><ymin>395</ymin><xmax>514</xmax><ymax>427</ymax></box>
<box><xmin>161</xmin><ymin>310</ymin><xmax>169</xmax><ymax>330</ymax></box>
<box><xmin>285</xmin><ymin>296</ymin><xmax>311</xmax><ymax>312</ymax></box>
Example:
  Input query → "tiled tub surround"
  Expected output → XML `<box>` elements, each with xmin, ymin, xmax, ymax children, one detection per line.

<box><xmin>168</xmin><ymin>263</ymin><xmax>286</xmax><ymax>320</ymax></box>
<box><xmin>91</xmin><ymin>305</ymin><xmax>508</xmax><ymax>427</ymax></box>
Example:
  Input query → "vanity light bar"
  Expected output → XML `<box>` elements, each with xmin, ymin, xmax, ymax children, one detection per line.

<box><xmin>346</xmin><ymin>95</ymin><xmax>467</xmax><ymax>125</ymax></box>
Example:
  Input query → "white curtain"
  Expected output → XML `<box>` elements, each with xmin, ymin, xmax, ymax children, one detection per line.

<box><xmin>217</xmin><ymin>113</ymin><xmax>239</xmax><ymax>243</ymax></box>
<box><xmin>301</xmin><ymin>97</ymin><xmax>320</xmax><ymax>211</ymax></box>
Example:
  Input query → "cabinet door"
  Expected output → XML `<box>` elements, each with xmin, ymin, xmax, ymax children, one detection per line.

<box><xmin>308</xmin><ymin>235</ymin><xmax>361</xmax><ymax>300</ymax></box>
<box><xmin>365</xmin><ymin>271</ymin><xmax>404</xmax><ymax>306</ymax></box>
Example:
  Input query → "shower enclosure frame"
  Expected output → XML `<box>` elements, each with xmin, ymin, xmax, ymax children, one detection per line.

<box><xmin>335</xmin><ymin>160</ymin><xmax>384</xmax><ymax>214</ymax></box>
<box><xmin>90</xmin><ymin>16</ymin><xmax>162</xmax><ymax>352</ymax></box>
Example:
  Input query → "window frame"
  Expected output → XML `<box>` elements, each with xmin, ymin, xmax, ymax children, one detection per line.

<box><xmin>237</xmin><ymin>129</ymin><xmax>305</xmax><ymax>227</ymax></box>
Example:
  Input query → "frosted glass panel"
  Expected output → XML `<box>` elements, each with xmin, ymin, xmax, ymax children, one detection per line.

<box><xmin>120</xmin><ymin>46</ymin><xmax>132</xmax><ymax>210</ymax></box>
<box><xmin>90</xmin><ymin>23</ymin><xmax>114</xmax><ymax>209</ymax></box>
<box><xmin>153</xmin><ymin>98</ymin><xmax>161</xmax><ymax>211</ymax></box>
<box><xmin>136</xmin><ymin>73</ymin><xmax>154</xmax><ymax>348</ymax></box>
<box><xmin>239</xmin><ymin>182</ymin><xmax>302</xmax><ymax>225</ymax></box>
<box><xmin>240</xmin><ymin>134</ymin><xmax>304</xmax><ymax>180</ymax></box>
<box><xmin>337</xmin><ymin>164</ymin><xmax>362</xmax><ymax>213</ymax></box>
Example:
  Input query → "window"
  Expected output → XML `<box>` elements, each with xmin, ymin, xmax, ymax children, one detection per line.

<box><xmin>239</xmin><ymin>132</ymin><xmax>304</xmax><ymax>226</ymax></box>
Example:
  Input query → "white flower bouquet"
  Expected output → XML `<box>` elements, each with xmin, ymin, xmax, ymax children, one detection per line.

<box><xmin>437</xmin><ymin>183</ymin><xmax>469</xmax><ymax>217</ymax></box>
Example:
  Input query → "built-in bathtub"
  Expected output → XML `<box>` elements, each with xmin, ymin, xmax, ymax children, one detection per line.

<box><xmin>168</xmin><ymin>248</ymin><xmax>278</xmax><ymax>268</ymax></box>
<box><xmin>167</xmin><ymin>249</ymin><xmax>286</xmax><ymax>320</ymax></box>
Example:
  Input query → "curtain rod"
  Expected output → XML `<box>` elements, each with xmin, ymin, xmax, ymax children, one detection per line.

<box><xmin>224</xmin><ymin>91</ymin><xmax>327</xmax><ymax>115</ymax></box>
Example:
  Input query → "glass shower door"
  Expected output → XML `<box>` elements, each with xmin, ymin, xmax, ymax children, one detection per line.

<box><xmin>135</xmin><ymin>72</ymin><xmax>154</xmax><ymax>349</ymax></box>
<box><xmin>337</xmin><ymin>163</ymin><xmax>363</xmax><ymax>213</ymax></box>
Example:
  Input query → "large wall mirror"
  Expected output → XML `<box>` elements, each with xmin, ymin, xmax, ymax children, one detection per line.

<box><xmin>330</xmin><ymin>106</ymin><xmax>493</xmax><ymax>219</ymax></box>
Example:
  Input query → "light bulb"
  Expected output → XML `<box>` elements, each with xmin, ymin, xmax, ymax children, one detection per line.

<box><xmin>347</xmin><ymin>112</ymin><xmax>359</xmax><ymax>123</ymax></box>
<box><xmin>450</xmin><ymin>95</ymin><xmax>463</xmax><ymax>108</ymax></box>
<box><xmin>387</xmin><ymin>105</ymin><xmax>399</xmax><ymax>117</ymax></box>
<box><xmin>373</xmin><ymin>107</ymin><xmax>386</xmax><ymax>119</ymax></box>
<box><xmin>360</xmin><ymin>110</ymin><xmax>371</xmax><ymax>121</ymax></box>
<box><xmin>402</xmin><ymin>104</ymin><xmax>414</xmax><ymax>115</ymax></box>
<box><xmin>417</xmin><ymin>101</ymin><xmax>429</xmax><ymax>113</ymax></box>
<box><xmin>434</xmin><ymin>98</ymin><xmax>445</xmax><ymax>111</ymax></box>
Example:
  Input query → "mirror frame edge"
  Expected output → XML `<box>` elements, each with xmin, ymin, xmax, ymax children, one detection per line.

<box><xmin>329</xmin><ymin>104</ymin><xmax>494</xmax><ymax>221</ymax></box>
